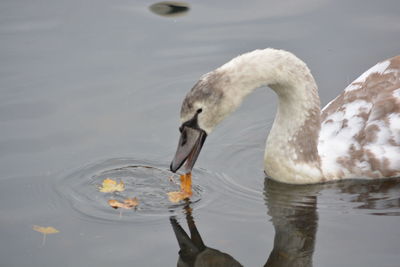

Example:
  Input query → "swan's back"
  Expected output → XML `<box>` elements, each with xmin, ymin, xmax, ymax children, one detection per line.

<box><xmin>319</xmin><ymin>56</ymin><xmax>400</xmax><ymax>179</ymax></box>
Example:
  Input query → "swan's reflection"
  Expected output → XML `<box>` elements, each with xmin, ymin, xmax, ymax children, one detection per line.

<box><xmin>170</xmin><ymin>178</ymin><xmax>400</xmax><ymax>266</ymax></box>
<box><xmin>170</xmin><ymin>203</ymin><xmax>243</xmax><ymax>267</ymax></box>
<box><xmin>334</xmin><ymin>179</ymin><xmax>400</xmax><ymax>215</ymax></box>
<box><xmin>263</xmin><ymin>178</ymin><xmax>400</xmax><ymax>266</ymax></box>
<box><xmin>264</xmin><ymin>179</ymin><xmax>319</xmax><ymax>267</ymax></box>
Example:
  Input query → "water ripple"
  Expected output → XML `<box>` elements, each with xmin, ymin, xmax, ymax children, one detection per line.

<box><xmin>55</xmin><ymin>158</ymin><xmax>266</xmax><ymax>223</ymax></box>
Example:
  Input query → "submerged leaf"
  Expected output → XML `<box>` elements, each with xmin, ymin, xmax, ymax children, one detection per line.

<box><xmin>108</xmin><ymin>197</ymin><xmax>139</xmax><ymax>209</ymax></box>
<box><xmin>32</xmin><ymin>225</ymin><xmax>59</xmax><ymax>234</ymax></box>
<box><xmin>99</xmin><ymin>178</ymin><xmax>125</xmax><ymax>193</ymax></box>
<box><xmin>167</xmin><ymin>191</ymin><xmax>191</xmax><ymax>203</ymax></box>
<box><xmin>180</xmin><ymin>173</ymin><xmax>192</xmax><ymax>195</ymax></box>
<box><xmin>167</xmin><ymin>173</ymin><xmax>193</xmax><ymax>203</ymax></box>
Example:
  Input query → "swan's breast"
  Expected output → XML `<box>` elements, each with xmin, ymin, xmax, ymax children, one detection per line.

<box><xmin>318</xmin><ymin>56</ymin><xmax>400</xmax><ymax>180</ymax></box>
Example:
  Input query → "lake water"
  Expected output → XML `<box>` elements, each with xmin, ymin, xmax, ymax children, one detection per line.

<box><xmin>1</xmin><ymin>0</ymin><xmax>400</xmax><ymax>266</ymax></box>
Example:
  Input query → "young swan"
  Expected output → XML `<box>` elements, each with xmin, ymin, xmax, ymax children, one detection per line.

<box><xmin>170</xmin><ymin>48</ymin><xmax>400</xmax><ymax>184</ymax></box>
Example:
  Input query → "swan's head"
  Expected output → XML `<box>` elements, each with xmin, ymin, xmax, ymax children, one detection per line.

<box><xmin>170</xmin><ymin>70</ymin><xmax>235</xmax><ymax>173</ymax></box>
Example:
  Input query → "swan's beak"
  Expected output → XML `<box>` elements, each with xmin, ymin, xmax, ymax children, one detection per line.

<box><xmin>170</xmin><ymin>126</ymin><xmax>207</xmax><ymax>173</ymax></box>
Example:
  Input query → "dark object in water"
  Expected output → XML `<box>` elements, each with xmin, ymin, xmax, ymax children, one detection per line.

<box><xmin>149</xmin><ymin>1</ymin><xmax>190</xmax><ymax>17</ymax></box>
<box><xmin>170</xmin><ymin>203</ymin><xmax>243</xmax><ymax>267</ymax></box>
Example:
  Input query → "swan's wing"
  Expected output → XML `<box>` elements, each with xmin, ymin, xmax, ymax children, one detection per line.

<box><xmin>319</xmin><ymin>55</ymin><xmax>400</xmax><ymax>179</ymax></box>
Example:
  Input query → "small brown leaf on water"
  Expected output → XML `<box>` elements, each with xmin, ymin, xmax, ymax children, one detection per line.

<box><xmin>99</xmin><ymin>178</ymin><xmax>125</xmax><ymax>193</ymax></box>
<box><xmin>32</xmin><ymin>225</ymin><xmax>59</xmax><ymax>234</ymax></box>
<box><xmin>108</xmin><ymin>197</ymin><xmax>139</xmax><ymax>209</ymax></box>
<box><xmin>124</xmin><ymin>197</ymin><xmax>139</xmax><ymax>208</ymax></box>
<box><xmin>108</xmin><ymin>199</ymin><xmax>125</xmax><ymax>209</ymax></box>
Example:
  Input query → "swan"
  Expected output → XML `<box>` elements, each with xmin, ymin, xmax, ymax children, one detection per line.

<box><xmin>170</xmin><ymin>48</ymin><xmax>400</xmax><ymax>184</ymax></box>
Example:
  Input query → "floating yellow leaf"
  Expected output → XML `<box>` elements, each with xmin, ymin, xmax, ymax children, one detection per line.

<box><xmin>108</xmin><ymin>197</ymin><xmax>139</xmax><ymax>209</ymax></box>
<box><xmin>33</xmin><ymin>225</ymin><xmax>59</xmax><ymax>234</ymax></box>
<box><xmin>99</xmin><ymin>178</ymin><xmax>125</xmax><ymax>193</ymax></box>
<box><xmin>32</xmin><ymin>225</ymin><xmax>59</xmax><ymax>245</ymax></box>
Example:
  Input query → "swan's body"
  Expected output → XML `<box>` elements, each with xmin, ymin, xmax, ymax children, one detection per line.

<box><xmin>170</xmin><ymin>48</ymin><xmax>400</xmax><ymax>184</ymax></box>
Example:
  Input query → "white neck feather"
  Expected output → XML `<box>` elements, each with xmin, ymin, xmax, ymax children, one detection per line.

<box><xmin>218</xmin><ymin>49</ymin><xmax>323</xmax><ymax>183</ymax></box>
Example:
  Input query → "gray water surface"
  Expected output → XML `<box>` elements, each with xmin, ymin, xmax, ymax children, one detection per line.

<box><xmin>1</xmin><ymin>0</ymin><xmax>400</xmax><ymax>266</ymax></box>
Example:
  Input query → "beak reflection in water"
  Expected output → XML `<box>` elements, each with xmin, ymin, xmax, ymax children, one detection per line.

<box><xmin>170</xmin><ymin>202</ymin><xmax>243</xmax><ymax>267</ymax></box>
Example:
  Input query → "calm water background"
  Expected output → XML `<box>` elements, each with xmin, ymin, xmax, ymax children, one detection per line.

<box><xmin>1</xmin><ymin>0</ymin><xmax>400</xmax><ymax>266</ymax></box>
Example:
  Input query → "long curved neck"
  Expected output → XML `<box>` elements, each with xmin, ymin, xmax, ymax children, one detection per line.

<box><xmin>218</xmin><ymin>49</ymin><xmax>322</xmax><ymax>183</ymax></box>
